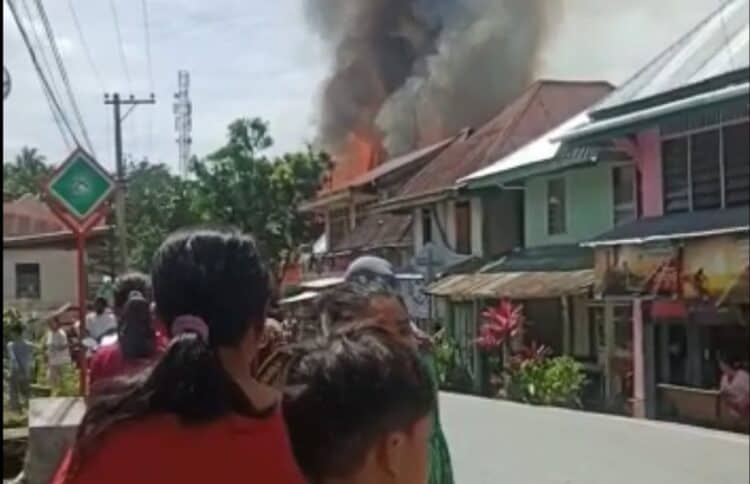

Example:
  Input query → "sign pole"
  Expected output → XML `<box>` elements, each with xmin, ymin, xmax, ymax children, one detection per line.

<box><xmin>76</xmin><ymin>232</ymin><xmax>88</xmax><ymax>396</ymax></box>
<box><xmin>44</xmin><ymin>147</ymin><xmax>116</xmax><ymax>397</ymax></box>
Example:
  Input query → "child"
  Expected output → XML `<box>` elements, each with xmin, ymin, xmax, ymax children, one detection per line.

<box><xmin>283</xmin><ymin>324</ymin><xmax>435</xmax><ymax>484</ymax></box>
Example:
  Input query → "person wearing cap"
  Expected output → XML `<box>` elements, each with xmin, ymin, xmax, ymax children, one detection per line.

<box><xmin>341</xmin><ymin>256</ymin><xmax>456</xmax><ymax>484</ymax></box>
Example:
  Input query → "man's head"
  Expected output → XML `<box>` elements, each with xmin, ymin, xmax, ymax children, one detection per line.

<box><xmin>283</xmin><ymin>324</ymin><xmax>434</xmax><ymax>484</ymax></box>
<box><xmin>94</xmin><ymin>297</ymin><xmax>108</xmax><ymax>315</ymax></box>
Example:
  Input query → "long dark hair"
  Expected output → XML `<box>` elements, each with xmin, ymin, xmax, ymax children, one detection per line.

<box><xmin>65</xmin><ymin>228</ymin><xmax>272</xmax><ymax>479</ymax></box>
<box><xmin>117</xmin><ymin>291</ymin><xmax>156</xmax><ymax>360</ymax></box>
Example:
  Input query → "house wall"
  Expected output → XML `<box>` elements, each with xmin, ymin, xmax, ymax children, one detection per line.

<box><xmin>525</xmin><ymin>164</ymin><xmax>615</xmax><ymax>247</ymax></box>
<box><xmin>617</xmin><ymin>129</ymin><xmax>663</xmax><ymax>217</ymax></box>
<box><xmin>3</xmin><ymin>247</ymin><xmax>77</xmax><ymax>311</ymax></box>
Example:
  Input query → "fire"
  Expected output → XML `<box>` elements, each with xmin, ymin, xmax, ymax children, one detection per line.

<box><xmin>324</xmin><ymin>130</ymin><xmax>383</xmax><ymax>192</ymax></box>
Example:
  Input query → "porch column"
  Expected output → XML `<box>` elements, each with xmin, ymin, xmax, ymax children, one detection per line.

<box><xmin>632</xmin><ymin>298</ymin><xmax>646</xmax><ymax>418</ymax></box>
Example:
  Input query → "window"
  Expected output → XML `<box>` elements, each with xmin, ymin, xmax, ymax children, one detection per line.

<box><xmin>454</xmin><ymin>201</ymin><xmax>472</xmax><ymax>254</ymax></box>
<box><xmin>15</xmin><ymin>263</ymin><xmax>40</xmax><ymax>299</ymax></box>
<box><xmin>661</xmin><ymin>120</ymin><xmax>750</xmax><ymax>213</ymax></box>
<box><xmin>328</xmin><ymin>208</ymin><xmax>350</xmax><ymax>249</ymax></box>
<box><xmin>690</xmin><ymin>130</ymin><xmax>721</xmax><ymax>210</ymax></box>
<box><xmin>547</xmin><ymin>178</ymin><xmax>567</xmax><ymax>235</ymax></box>
<box><xmin>612</xmin><ymin>165</ymin><xmax>636</xmax><ymax>226</ymax></box>
<box><xmin>421</xmin><ymin>208</ymin><xmax>433</xmax><ymax>244</ymax></box>
<box><xmin>662</xmin><ymin>138</ymin><xmax>689</xmax><ymax>213</ymax></box>
<box><xmin>724</xmin><ymin>123</ymin><xmax>750</xmax><ymax>206</ymax></box>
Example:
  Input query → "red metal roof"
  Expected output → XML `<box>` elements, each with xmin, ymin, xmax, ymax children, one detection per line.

<box><xmin>3</xmin><ymin>196</ymin><xmax>107</xmax><ymax>238</ymax></box>
<box><xmin>393</xmin><ymin>80</ymin><xmax>614</xmax><ymax>202</ymax></box>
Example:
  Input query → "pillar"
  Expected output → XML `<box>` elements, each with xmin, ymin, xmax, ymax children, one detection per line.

<box><xmin>632</xmin><ymin>298</ymin><xmax>646</xmax><ymax>418</ymax></box>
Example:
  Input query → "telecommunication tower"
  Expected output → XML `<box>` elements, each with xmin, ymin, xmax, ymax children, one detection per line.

<box><xmin>173</xmin><ymin>70</ymin><xmax>192</xmax><ymax>176</ymax></box>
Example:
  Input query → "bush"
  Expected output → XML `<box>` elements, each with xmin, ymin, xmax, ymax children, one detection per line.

<box><xmin>505</xmin><ymin>355</ymin><xmax>586</xmax><ymax>408</ymax></box>
<box><xmin>433</xmin><ymin>333</ymin><xmax>474</xmax><ymax>393</ymax></box>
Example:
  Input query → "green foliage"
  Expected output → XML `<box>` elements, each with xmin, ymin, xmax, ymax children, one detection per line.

<box><xmin>3</xmin><ymin>147</ymin><xmax>52</xmax><ymax>199</ymax></box>
<box><xmin>433</xmin><ymin>332</ymin><xmax>473</xmax><ymax>393</ymax></box>
<box><xmin>125</xmin><ymin>160</ymin><xmax>200</xmax><ymax>271</ymax></box>
<box><xmin>191</xmin><ymin>118</ymin><xmax>328</xmax><ymax>275</ymax></box>
<box><xmin>505</xmin><ymin>355</ymin><xmax>586</xmax><ymax>408</ymax></box>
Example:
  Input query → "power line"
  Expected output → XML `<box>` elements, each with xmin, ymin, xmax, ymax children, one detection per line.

<box><xmin>65</xmin><ymin>0</ymin><xmax>105</xmax><ymax>92</ymax></box>
<box><xmin>17</xmin><ymin>0</ymin><xmax>73</xmax><ymax>149</ymax></box>
<box><xmin>108</xmin><ymin>0</ymin><xmax>132</xmax><ymax>91</ymax></box>
<box><xmin>5</xmin><ymin>0</ymin><xmax>79</xmax><ymax>148</ymax></box>
<box><xmin>33</xmin><ymin>0</ymin><xmax>97</xmax><ymax>156</ymax></box>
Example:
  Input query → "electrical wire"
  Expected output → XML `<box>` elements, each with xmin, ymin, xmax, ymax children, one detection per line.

<box><xmin>65</xmin><ymin>0</ymin><xmax>105</xmax><ymax>92</ymax></box>
<box><xmin>108</xmin><ymin>0</ymin><xmax>132</xmax><ymax>91</ymax></box>
<box><xmin>141</xmin><ymin>0</ymin><xmax>154</xmax><ymax>155</ymax></box>
<box><xmin>16</xmin><ymin>0</ymin><xmax>73</xmax><ymax>150</ymax></box>
<box><xmin>33</xmin><ymin>0</ymin><xmax>97</xmax><ymax>156</ymax></box>
<box><xmin>5</xmin><ymin>0</ymin><xmax>78</xmax><ymax>148</ymax></box>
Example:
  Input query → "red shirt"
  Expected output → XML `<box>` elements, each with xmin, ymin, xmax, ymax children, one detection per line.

<box><xmin>88</xmin><ymin>345</ymin><xmax>158</xmax><ymax>388</ymax></box>
<box><xmin>52</xmin><ymin>408</ymin><xmax>306</xmax><ymax>484</ymax></box>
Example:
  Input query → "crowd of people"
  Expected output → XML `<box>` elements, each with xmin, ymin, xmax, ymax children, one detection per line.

<box><xmin>48</xmin><ymin>227</ymin><xmax>455</xmax><ymax>484</ymax></box>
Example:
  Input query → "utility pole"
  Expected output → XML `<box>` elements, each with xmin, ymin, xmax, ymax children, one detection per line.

<box><xmin>104</xmin><ymin>92</ymin><xmax>156</xmax><ymax>273</ymax></box>
<box><xmin>173</xmin><ymin>71</ymin><xmax>192</xmax><ymax>177</ymax></box>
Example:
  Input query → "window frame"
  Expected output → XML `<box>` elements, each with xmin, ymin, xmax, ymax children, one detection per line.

<box><xmin>15</xmin><ymin>263</ymin><xmax>41</xmax><ymax>300</ymax></box>
<box><xmin>661</xmin><ymin>118</ymin><xmax>749</xmax><ymax>214</ymax></box>
<box><xmin>454</xmin><ymin>200</ymin><xmax>472</xmax><ymax>255</ymax></box>
<box><xmin>546</xmin><ymin>177</ymin><xmax>567</xmax><ymax>236</ymax></box>
<box><xmin>421</xmin><ymin>208</ymin><xmax>433</xmax><ymax>245</ymax></box>
<box><xmin>612</xmin><ymin>164</ymin><xmax>637</xmax><ymax>226</ymax></box>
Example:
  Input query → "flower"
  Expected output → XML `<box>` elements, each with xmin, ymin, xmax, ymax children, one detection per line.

<box><xmin>476</xmin><ymin>299</ymin><xmax>524</xmax><ymax>350</ymax></box>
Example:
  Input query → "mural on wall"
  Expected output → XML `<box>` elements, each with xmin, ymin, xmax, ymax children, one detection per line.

<box><xmin>595</xmin><ymin>235</ymin><xmax>750</xmax><ymax>302</ymax></box>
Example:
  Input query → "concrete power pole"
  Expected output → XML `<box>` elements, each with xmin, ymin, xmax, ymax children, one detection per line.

<box><xmin>104</xmin><ymin>93</ymin><xmax>156</xmax><ymax>272</ymax></box>
<box><xmin>173</xmin><ymin>71</ymin><xmax>192</xmax><ymax>177</ymax></box>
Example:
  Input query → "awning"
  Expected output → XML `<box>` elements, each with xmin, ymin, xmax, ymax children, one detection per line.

<box><xmin>582</xmin><ymin>206</ymin><xmax>749</xmax><ymax>247</ymax></box>
<box><xmin>279</xmin><ymin>291</ymin><xmax>320</xmax><ymax>306</ymax></box>
<box><xmin>426</xmin><ymin>270</ymin><xmax>595</xmax><ymax>301</ymax></box>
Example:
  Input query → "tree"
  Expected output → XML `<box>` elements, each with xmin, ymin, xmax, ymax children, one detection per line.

<box><xmin>3</xmin><ymin>147</ymin><xmax>52</xmax><ymax>200</ymax></box>
<box><xmin>192</xmin><ymin>118</ymin><xmax>328</xmax><ymax>276</ymax></box>
<box><xmin>124</xmin><ymin>159</ymin><xmax>201</xmax><ymax>271</ymax></box>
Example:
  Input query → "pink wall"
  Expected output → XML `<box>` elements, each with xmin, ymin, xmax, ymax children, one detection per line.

<box><xmin>616</xmin><ymin>129</ymin><xmax>663</xmax><ymax>218</ymax></box>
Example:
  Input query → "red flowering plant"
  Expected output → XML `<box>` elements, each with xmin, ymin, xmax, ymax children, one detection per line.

<box><xmin>476</xmin><ymin>299</ymin><xmax>525</xmax><ymax>351</ymax></box>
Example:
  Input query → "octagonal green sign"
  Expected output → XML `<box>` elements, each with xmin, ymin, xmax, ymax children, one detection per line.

<box><xmin>47</xmin><ymin>149</ymin><xmax>115</xmax><ymax>220</ymax></box>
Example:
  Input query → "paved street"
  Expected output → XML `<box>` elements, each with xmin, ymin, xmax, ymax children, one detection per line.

<box><xmin>440</xmin><ymin>392</ymin><xmax>749</xmax><ymax>484</ymax></box>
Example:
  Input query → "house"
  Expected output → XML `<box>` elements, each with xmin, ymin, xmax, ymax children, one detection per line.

<box><xmin>375</xmin><ymin>80</ymin><xmax>614</xmax><ymax>275</ymax></box>
<box><xmin>298</xmin><ymin>137</ymin><xmax>455</xmax><ymax>278</ymax></box>
<box><xmin>558</xmin><ymin>0</ymin><xmax>749</xmax><ymax>428</ymax></box>
<box><xmin>3</xmin><ymin>196</ymin><xmax>114</xmax><ymax>313</ymax></box>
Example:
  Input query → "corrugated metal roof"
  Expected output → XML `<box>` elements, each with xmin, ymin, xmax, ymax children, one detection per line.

<box><xmin>583</xmin><ymin>206</ymin><xmax>750</xmax><ymax>247</ymax></box>
<box><xmin>347</xmin><ymin>137</ymin><xmax>454</xmax><ymax>188</ymax></box>
<box><xmin>458</xmin><ymin>111</ymin><xmax>593</xmax><ymax>186</ymax></box>
<box><xmin>391</xmin><ymin>81</ymin><xmax>613</xmax><ymax>204</ymax></box>
<box><xmin>593</xmin><ymin>0</ymin><xmax>749</xmax><ymax>114</ymax></box>
<box><xmin>331</xmin><ymin>213</ymin><xmax>412</xmax><ymax>252</ymax></box>
<box><xmin>426</xmin><ymin>270</ymin><xmax>595</xmax><ymax>301</ymax></box>
<box><xmin>483</xmin><ymin>245</ymin><xmax>594</xmax><ymax>273</ymax></box>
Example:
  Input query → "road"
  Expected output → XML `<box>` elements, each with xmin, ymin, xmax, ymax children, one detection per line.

<box><xmin>439</xmin><ymin>392</ymin><xmax>749</xmax><ymax>484</ymax></box>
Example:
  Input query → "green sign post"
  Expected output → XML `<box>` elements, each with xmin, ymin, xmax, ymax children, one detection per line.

<box><xmin>47</xmin><ymin>149</ymin><xmax>115</xmax><ymax>221</ymax></box>
<box><xmin>44</xmin><ymin>148</ymin><xmax>115</xmax><ymax>396</ymax></box>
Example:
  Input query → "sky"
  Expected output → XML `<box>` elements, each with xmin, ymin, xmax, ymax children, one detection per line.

<box><xmin>3</xmin><ymin>0</ymin><xmax>720</xmax><ymax>173</ymax></box>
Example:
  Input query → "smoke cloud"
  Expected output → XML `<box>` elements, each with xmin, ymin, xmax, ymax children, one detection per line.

<box><xmin>306</xmin><ymin>0</ymin><xmax>555</xmax><ymax>157</ymax></box>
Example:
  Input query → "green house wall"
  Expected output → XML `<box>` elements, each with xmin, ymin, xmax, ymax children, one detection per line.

<box><xmin>524</xmin><ymin>164</ymin><xmax>616</xmax><ymax>247</ymax></box>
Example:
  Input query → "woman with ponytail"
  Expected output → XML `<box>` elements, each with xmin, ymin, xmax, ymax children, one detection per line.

<box><xmin>88</xmin><ymin>290</ymin><xmax>160</xmax><ymax>394</ymax></box>
<box><xmin>53</xmin><ymin>228</ymin><xmax>305</xmax><ymax>484</ymax></box>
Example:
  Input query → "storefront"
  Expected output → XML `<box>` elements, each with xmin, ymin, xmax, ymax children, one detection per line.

<box><xmin>586</xmin><ymin>208</ymin><xmax>749</xmax><ymax>430</ymax></box>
